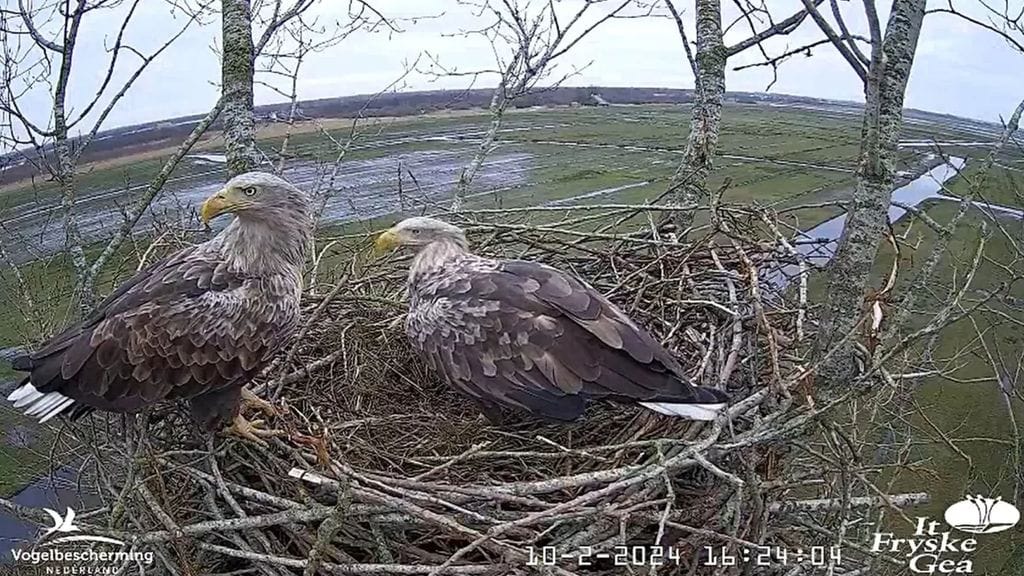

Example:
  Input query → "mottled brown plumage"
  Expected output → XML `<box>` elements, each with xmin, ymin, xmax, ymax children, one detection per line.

<box><xmin>7</xmin><ymin>172</ymin><xmax>312</xmax><ymax>432</ymax></box>
<box><xmin>376</xmin><ymin>217</ymin><xmax>728</xmax><ymax>422</ymax></box>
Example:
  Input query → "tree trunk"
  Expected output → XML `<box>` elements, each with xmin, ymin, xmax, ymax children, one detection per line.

<box><xmin>221</xmin><ymin>0</ymin><xmax>257</xmax><ymax>177</ymax></box>
<box><xmin>452</xmin><ymin>87</ymin><xmax>508</xmax><ymax>211</ymax></box>
<box><xmin>671</xmin><ymin>0</ymin><xmax>725</xmax><ymax>231</ymax></box>
<box><xmin>811</xmin><ymin>0</ymin><xmax>927</xmax><ymax>389</ymax></box>
<box><xmin>48</xmin><ymin>6</ymin><xmax>92</xmax><ymax>310</ymax></box>
<box><xmin>452</xmin><ymin>49</ymin><xmax>529</xmax><ymax>211</ymax></box>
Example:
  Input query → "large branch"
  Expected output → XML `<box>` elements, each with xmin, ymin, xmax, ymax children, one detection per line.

<box><xmin>55</xmin><ymin>0</ymin><xmax>92</xmax><ymax>286</ymax></box>
<box><xmin>800</xmin><ymin>0</ymin><xmax>868</xmax><ymax>83</ymax></box>
<box><xmin>811</xmin><ymin>0</ymin><xmax>928</xmax><ymax>389</ymax></box>
<box><xmin>863</xmin><ymin>0</ymin><xmax>882</xmax><ymax>50</ymax></box>
<box><xmin>17</xmin><ymin>0</ymin><xmax>63</xmax><ymax>52</ymax></box>
<box><xmin>83</xmin><ymin>97</ymin><xmax>227</xmax><ymax>288</ymax></box>
<box><xmin>222</xmin><ymin>0</ymin><xmax>258</xmax><ymax>177</ymax></box>
<box><xmin>725</xmin><ymin>0</ymin><xmax>824</xmax><ymax>57</ymax></box>
<box><xmin>667</xmin><ymin>0</ymin><xmax>725</xmax><ymax>230</ymax></box>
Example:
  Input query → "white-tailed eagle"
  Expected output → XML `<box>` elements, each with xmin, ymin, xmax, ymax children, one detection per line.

<box><xmin>6</xmin><ymin>172</ymin><xmax>312</xmax><ymax>440</ymax></box>
<box><xmin>375</xmin><ymin>217</ymin><xmax>728</xmax><ymax>422</ymax></box>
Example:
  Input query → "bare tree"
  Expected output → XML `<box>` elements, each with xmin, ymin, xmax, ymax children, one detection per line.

<box><xmin>804</xmin><ymin>0</ymin><xmax>929</xmax><ymax>390</ymax></box>
<box><xmin>0</xmin><ymin>0</ymin><xmax>211</xmax><ymax>306</ymax></box>
<box><xmin>431</xmin><ymin>0</ymin><xmax>639</xmax><ymax>210</ymax></box>
<box><xmin>662</xmin><ymin>0</ymin><xmax>826</xmax><ymax>230</ymax></box>
<box><xmin>222</xmin><ymin>0</ymin><xmax>259</xmax><ymax>176</ymax></box>
<box><xmin>889</xmin><ymin>101</ymin><xmax>1024</xmax><ymax>337</ymax></box>
<box><xmin>255</xmin><ymin>8</ymin><xmax>390</xmax><ymax>173</ymax></box>
<box><xmin>0</xmin><ymin>0</ymin><xmax>338</xmax><ymax>310</ymax></box>
<box><xmin>261</xmin><ymin>16</ymin><xmax>324</xmax><ymax>173</ymax></box>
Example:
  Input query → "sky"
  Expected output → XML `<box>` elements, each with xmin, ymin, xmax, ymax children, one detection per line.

<box><xmin>7</xmin><ymin>0</ymin><xmax>1024</xmax><ymax>137</ymax></box>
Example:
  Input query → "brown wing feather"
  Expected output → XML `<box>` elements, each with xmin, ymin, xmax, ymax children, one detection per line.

<box><xmin>409</xmin><ymin>259</ymin><xmax>724</xmax><ymax>421</ymax></box>
<box><xmin>18</xmin><ymin>246</ymin><xmax>288</xmax><ymax>417</ymax></box>
<box><xmin>502</xmin><ymin>261</ymin><xmax>677</xmax><ymax>369</ymax></box>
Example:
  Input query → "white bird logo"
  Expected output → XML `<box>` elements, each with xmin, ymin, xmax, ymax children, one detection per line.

<box><xmin>41</xmin><ymin>507</ymin><xmax>80</xmax><ymax>539</ymax></box>
<box><xmin>37</xmin><ymin>506</ymin><xmax>125</xmax><ymax>547</ymax></box>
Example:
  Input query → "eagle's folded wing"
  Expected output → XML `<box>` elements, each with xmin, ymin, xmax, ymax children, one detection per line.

<box><xmin>409</xmin><ymin>259</ymin><xmax>726</xmax><ymax>421</ymax></box>
<box><xmin>10</xmin><ymin>247</ymin><xmax>284</xmax><ymax>421</ymax></box>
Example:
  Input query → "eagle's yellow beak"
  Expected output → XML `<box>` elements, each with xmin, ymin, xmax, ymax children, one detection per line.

<box><xmin>200</xmin><ymin>188</ymin><xmax>232</xmax><ymax>224</ymax></box>
<box><xmin>374</xmin><ymin>228</ymin><xmax>401</xmax><ymax>252</ymax></box>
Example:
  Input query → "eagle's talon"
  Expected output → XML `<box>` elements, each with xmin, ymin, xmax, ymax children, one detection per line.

<box><xmin>225</xmin><ymin>414</ymin><xmax>283</xmax><ymax>445</ymax></box>
<box><xmin>241</xmin><ymin>388</ymin><xmax>280</xmax><ymax>418</ymax></box>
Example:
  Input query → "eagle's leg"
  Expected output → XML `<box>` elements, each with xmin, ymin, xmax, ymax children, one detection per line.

<box><xmin>191</xmin><ymin>386</ymin><xmax>242</xmax><ymax>431</ymax></box>
<box><xmin>190</xmin><ymin>387</ymin><xmax>283</xmax><ymax>444</ymax></box>
<box><xmin>473</xmin><ymin>400</ymin><xmax>505</xmax><ymax>426</ymax></box>
<box><xmin>229</xmin><ymin>388</ymin><xmax>284</xmax><ymax>444</ymax></box>
<box><xmin>226</xmin><ymin>413</ymin><xmax>283</xmax><ymax>445</ymax></box>
<box><xmin>240</xmin><ymin>387</ymin><xmax>279</xmax><ymax>418</ymax></box>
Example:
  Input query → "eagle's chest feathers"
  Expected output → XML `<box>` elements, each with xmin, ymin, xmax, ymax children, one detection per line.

<box><xmin>225</xmin><ymin>269</ymin><xmax>303</xmax><ymax>342</ymax></box>
<box><xmin>238</xmin><ymin>274</ymin><xmax>301</xmax><ymax>322</ymax></box>
<box><xmin>405</xmin><ymin>245</ymin><xmax>499</xmax><ymax>348</ymax></box>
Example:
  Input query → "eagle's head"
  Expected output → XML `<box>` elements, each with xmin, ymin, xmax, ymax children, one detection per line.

<box><xmin>374</xmin><ymin>216</ymin><xmax>468</xmax><ymax>252</ymax></box>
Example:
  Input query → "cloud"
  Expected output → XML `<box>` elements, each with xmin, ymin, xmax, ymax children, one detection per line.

<box><xmin>9</xmin><ymin>0</ymin><xmax>1023</xmax><ymax>136</ymax></box>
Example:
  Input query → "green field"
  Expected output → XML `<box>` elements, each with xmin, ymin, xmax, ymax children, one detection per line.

<box><xmin>841</xmin><ymin>199</ymin><xmax>1024</xmax><ymax>573</ymax></box>
<box><xmin>1</xmin><ymin>103</ymin><xmax>1022</xmax><ymax>571</ymax></box>
<box><xmin>0</xmin><ymin>104</ymin><xmax>876</xmax><ymax>350</ymax></box>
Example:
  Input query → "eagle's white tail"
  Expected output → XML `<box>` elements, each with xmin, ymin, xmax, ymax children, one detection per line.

<box><xmin>7</xmin><ymin>383</ymin><xmax>75</xmax><ymax>423</ymax></box>
<box><xmin>639</xmin><ymin>401</ymin><xmax>726</xmax><ymax>420</ymax></box>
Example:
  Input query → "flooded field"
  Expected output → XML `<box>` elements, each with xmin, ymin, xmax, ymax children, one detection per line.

<box><xmin>1</xmin><ymin>103</ymin><xmax>1022</xmax><ymax>570</ymax></box>
<box><xmin>2</xmin><ymin>142</ymin><xmax>534</xmax><ymax>264</ymax></box>
<box><xmin>0</xmin><ymin>103</ymin><xmax>886</xmax><ymax>264</ymax></box>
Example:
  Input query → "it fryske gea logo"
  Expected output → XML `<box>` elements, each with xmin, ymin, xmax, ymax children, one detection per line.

<box><xmin>870</xmin><ymin>495</ymin><xmax>1020</xmax><ymax>574</ymax></box>
<box><xmin>10</xmin><ymin>506</ymin><xmax>153</xmax><ymax>574</ymax></box>
<box><xmin>943</xmin><ymin>495</ymin><xmax>1020</xmax><ymax>534</ymax></box>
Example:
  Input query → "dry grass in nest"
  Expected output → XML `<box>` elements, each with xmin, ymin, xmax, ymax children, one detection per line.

<box><xmin>29</xmin><ymin>205</ymin><xmax>880</xmax><ymax>576</ymax></box>
<box><xmin>280</xmin><ymin>297</ymin><xmax>714</xmax><ymax>483</ymax></box>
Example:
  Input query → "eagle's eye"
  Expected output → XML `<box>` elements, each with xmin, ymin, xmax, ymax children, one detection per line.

<box><xmin>411</xmin><ymin>228</ymin><xmax>421</xmax><ymax>235</ymax></box>
<box><xmin>242</xmin><ymin>186</ymin><xmax>258</xmax><ymax>197</ymax></box>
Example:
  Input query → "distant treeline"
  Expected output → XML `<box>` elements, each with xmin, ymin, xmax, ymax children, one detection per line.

<box><xmin>78</xmin><ymin>87</ymin><xmax>707</xmax><ymax>158</ymax></box>
<box><xmin>0</xmin><ymin>86</ymin><xmax>996</xmax><ymax>183</ymax></box>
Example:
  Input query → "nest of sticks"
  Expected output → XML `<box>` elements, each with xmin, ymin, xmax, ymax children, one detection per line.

<box><xmin>43</xmin><ymin>204</ymin><xmax>885</xmax><ymax>576</ymax></box>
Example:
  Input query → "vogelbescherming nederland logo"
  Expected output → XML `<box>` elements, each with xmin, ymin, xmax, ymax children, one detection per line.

<box><xmin>944</xmin><ymin>495</ymin><xmax>1020</xmax><ymax>535</ymax></box>
<box><xmin>40</xmin><ymin>507</ymin><xmax>126</xmax><ymax>546</ymax></box>
<box><xmin>10</xmin><ymin>507</ymin><xmax>153</xmax><ymax>574</ymax></box>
